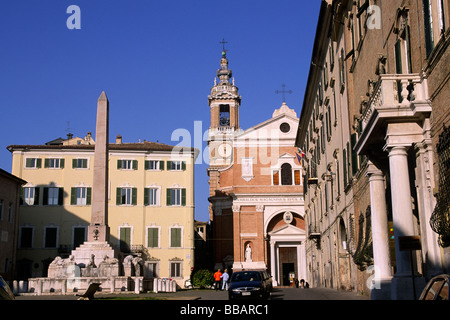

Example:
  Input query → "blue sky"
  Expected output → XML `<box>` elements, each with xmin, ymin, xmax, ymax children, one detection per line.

<box><xmin>0</xmin><ymin>0</ymin><xmax>321</xmax><ymax>222</ymax></box>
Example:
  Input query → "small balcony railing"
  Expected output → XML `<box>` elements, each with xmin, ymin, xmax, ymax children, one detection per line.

<box><xmin>360</xmin><ymin>74</ymin><xmax>429</xmax><ymax>134</ymax></box>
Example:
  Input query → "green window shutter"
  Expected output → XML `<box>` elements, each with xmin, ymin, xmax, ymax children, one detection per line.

<box><xmin>145</xmin><ymin>160</ymin><xmax>149</xmax><ymax>170</ymax></box>
<box><xmin>72</xmin><ymin>159</ymin><xmax>77</xmax><ymax>168</ymax></box>
<box><xmin>34</xmin><ymin>187</ymin><xmax>40</xmax><ymax>205</ymax></box>
<box><xmin>36</xmin><ymin>158</ymin><xmax>42</xmax><ymax>168</ymax></box>
<box><xmin>182</xmin><ymin>161</ymin><xmax>186</xmax><ymax>171</ymax></box>
<box><xmin>58</xmin><ymin>188</ymin><xmax>64</xmax><ymax>205</ymax></box>
<box><xmin>117</xmin><ymin>160</ymin><xmax>122</xmax><ymax>170</ymax></box>
<box><xmin>351</xmin><ymin>133</ymin><xmax>358</xmax><ymax>175</ymax></box>
<box><xmin>181</xmin><ymin>188</ymin><xmax>186</xmax><ymax>206</ymax></box>
<box><xmin>133</xmin><ymin>160</ymin><xmax>138</xmax><ymax>170</ymax></box>
<box><xmin>71</xmin><ymin>188</ymin><xmax>77</xmax><ymax>205</ymax></box>
<box><xmin>26</xmin><ymin>159</ymin><xmax>31</xmax><ymax>168</ymax></box>
<box><xmin>147</xmin><ymin>228</ymin><xmax>158</xmax><ymax>247</ymax></box>
<box><xmin>120</xmin><ymin>227</ymin><xmax>131</xmax><ymax>252</ymax></box>
<box><xmin>86</xmin><ymin>188</ymin><xmax>92</xmax><ymax>205</ymax></box>
<box><xmin>132</xmin><ymin>188</ymin><xmax>137</xmax><ymax>205</ymax></box>
<box><xmin>43</xmin><ymin>187</ymin><xmax>49</xmax><ymax>206</ymax></box>
<box><xmin>116</xmin><ymin>188</ymin><xmax>122</xmax><ymax>205</ymax></box>
<box><xmin>171</xmin><ymin>228</ymin><xmax>181</xmax><ymax>247</ymax></box>
<box><xmin>159</xmin><ymin>161</ymin><xmax>164</xmax><ymax>170</ymax></box>
<box><xmin>343</xmin><ymin>149</ymin><xmax>347</xmax><ymax>187</ymax></box>
<box><xmin>167</xmin><ymin>161</ymin><xmax>172</xmax><ymax>170</ymax></box>
<box><xmin>83</xmin><ymin>159</ymin><xmax>88</xmax><ymax>168</ymax></box>
<box><xmin>60</xmin><ymin>159</ymin><xmax>65</xmax><ymax>169</ymax></box>
<box><xmin>144</xmin><ymin>188</ymin><xmax>149</xmax><ymax>206</ymax></box>
<box><xmin>166</xmin><ymin>188</ymin><xmax>172</xmax><ymax>206</ymax></box>
<box><xmin>44</xmin><ymin>159</ymin><xmax>49</xmax><ymax>168</ymax></box>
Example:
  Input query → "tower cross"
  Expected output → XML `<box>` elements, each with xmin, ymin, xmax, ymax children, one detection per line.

<box><xmin>219</xmin><ymin>38</ymin><xmax>228</xmax><ymax>53</ymax></box>
<box><xmin>275</xmin><ymin>84</ymin><xmax>292</xmax><ymax>103</ymax></box>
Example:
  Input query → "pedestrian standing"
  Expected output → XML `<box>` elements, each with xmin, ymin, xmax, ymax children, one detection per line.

<box><xmin>213</xmin><ymin>269</ymin><xmax>222</xmax><ymax>291</ymax></box>
<box><xmin>221</xmin><ymin>269</ymin><xmax>230</xmax><ymax>291</ymax></box>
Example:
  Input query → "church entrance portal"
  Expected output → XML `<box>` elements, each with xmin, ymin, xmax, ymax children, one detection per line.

<box><xmin>279</xmin><ymin>247</ymin><xmax>297</xmax><ymax>286</ymax></box>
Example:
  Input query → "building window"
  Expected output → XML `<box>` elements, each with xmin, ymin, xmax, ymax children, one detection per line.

<box><xmin>144</xmin><ymin>188</ymin><xmax>159</xmax><ymax>206</ymax></box>
<box><xmin>22</xmin><ymin>187</ymin><xmax>39</xmax><ymax>206</ymax></box>
<box><xmin>43</xmin><ymin>187</ymin><xmax>63</xmax><ymax>206</ymax></box>
<box><xmin>116</xmin><ymin>187</ymin><xmax>137</xmax><ymax>206</ymax></box>
<box><xmin>71</xmin><ymin>187</ymin><xmax>92</xmax><ymax>205</ymax></box>
<box><xmin>170</xmin><ymin>261</ymin><xmax>182</xmax><ymax>278</ymax></box>
<box><xmin>72</xmin><ymin>158</ymin><xmax>88</xmax><ymax>169</ymax></box>
<box><xmin>45</xmin><ymin>158</ymin><xmax>64</xmax><ymax>169</ymax></box>
<box><xmin>119</xmin><ymin>227</ymin><xmax>132</xmax><ymax>253</ymax></box>
<box><xmin>25</xmin><ymin>158</ymin><xmax>42</xmax><ymax>169</ymax></box>
<box><xmin>281</xmin><ymin>163</ymin><xmax>293</xmax><ymax>185</ymax></box>
<box><xmin>117</xmin><ymin>159</ymin><xmax>138</xmax><ymax>170</ymax></box>
<box><xmin>145</xmin><ymin>160</ymin><xmax>163</xmax><ymax>170</ymax></box>
<box><xmin>166</xmin><ymin>188</ymin><xmax>186</xmax><ymax>206</ymax></box>
<box><xmin>339</xmin><ymin>48</ymin><xmax>346</xmax><ymax>92</ymax></box>
<box><xmin>170</xmin><ymin>227</ymin><xmax>182</xmax><ymax>248</ymax></box>
<box><xmin>8</xmin><ymin>203</ymin><xmax>13</xmax><ymax>223</ymax></box>
<box><xmin>273</xmin><ymin>170</ymin><xmax>280</xmax><ymax>185</ymax></box>
<box><xmin>19</xmin><ymin>226</ymin><xmax>33</xmax><ymax>248</ymax></box>
<box><xmin>167</xmin><ymin>161</ymin><xmax>185</xmax><ymax>171</ymax></box>
<box><xmin>147</xmin><ymin>227</ymin><xmax>159</xmax><ymax>248</ymax></box>
<box><xmin>146</xmin><ymin>262</ymin><xmax>158</xmax><ymax>278</ymax></box>
<box><xmin>44</xmin><ymin>226</ymin><xmax>58</xmax><ymax>248</ymax></box>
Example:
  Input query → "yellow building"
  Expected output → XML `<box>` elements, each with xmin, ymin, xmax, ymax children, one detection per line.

<box><xmin>7</xmin><ymin>135</ymin><xmax>198</xmax><ymax>287</ymax></box>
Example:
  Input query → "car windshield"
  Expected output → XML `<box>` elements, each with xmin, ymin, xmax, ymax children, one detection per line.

<box><xmin>231</xmin><ymin>272</ymin><xmax>261</xmax><ymax>282</ymax></box>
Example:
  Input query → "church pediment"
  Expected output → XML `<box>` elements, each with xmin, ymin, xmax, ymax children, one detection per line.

<box><xmin>268</xmin><ymin>223</ymin><xmax>306</xmax><ymax>237</ymax></box>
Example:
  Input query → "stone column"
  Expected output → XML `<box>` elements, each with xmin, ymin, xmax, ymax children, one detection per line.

<box><xmin>387</xmin><ymin>146</ymin><xmax>415</xmax><ymax>275</ymax></box>
<box><xmin>387</xmin><ymin>145</ymin><xmax>425</xmax><ymax>299</ymax></box>
<box><xmin>270</xmin><ymin>241</ymin><xmax>277</xmax><ymax>286</ymax></box>
<box><xmin>367</xmin><ymin>162</ymin><xmax>392</xmax><ymax>299</ymax></box>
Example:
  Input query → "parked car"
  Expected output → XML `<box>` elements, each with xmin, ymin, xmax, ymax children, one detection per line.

<box><xmin>419</xmin><ymin>274</ymin><xmax>449</xmax><ymax>300</ymax></box>
<box><xmin>228</xmin><ymin>270</ymin><xmax>272</xmax><ymax>300</ymax></box>
<box><xmin>0</xmin><ymin>276</ymin><xmax>15</xmax><ymax>300</ymax></box>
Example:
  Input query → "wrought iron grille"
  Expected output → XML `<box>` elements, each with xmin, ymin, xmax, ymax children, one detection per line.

<box><xmin>430</xmin><ymin>125</ymin><xmax>450</xmax><ymax>247</ymax></box>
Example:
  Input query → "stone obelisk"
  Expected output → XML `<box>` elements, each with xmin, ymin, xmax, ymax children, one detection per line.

<box><xmin>88</xmin><ymin>91</ymin><xmax>110</xmax><ymax>242</ymax></box>
<box><xmin>71</xmin><ymin>91</ymin><xmax>116</xmax><ymax>268</ymax></box>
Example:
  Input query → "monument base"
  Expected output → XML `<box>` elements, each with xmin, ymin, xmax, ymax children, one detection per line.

<box><xmin>71</xmin><ymin>241</ymin><xmax>117</xmax><ymax>267</ymax></box>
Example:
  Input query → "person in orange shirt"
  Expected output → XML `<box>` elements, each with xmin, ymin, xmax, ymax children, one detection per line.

<box><xmin>213</xmin><ymin>269</ymin><xmax>222</xmax><ymax>291</ymax></box>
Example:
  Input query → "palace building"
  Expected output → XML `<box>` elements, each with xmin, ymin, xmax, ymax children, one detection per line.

<box><xmin>296</xmin><ymin>0</ymin><xmax>449</xmax><ymax>299</ymax></box>
<box><xmin>207</xmin><ymin>50</ymin><xmax>305</xmax><ymax>286</ymax></box>
<box><xmin>7</xmin><ymin>93</ymin><xmax>198</xmax><ymax>288</ymax></box>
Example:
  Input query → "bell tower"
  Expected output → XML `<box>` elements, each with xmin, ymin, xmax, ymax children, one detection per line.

<box><xmin>207</xmin><ymin>48</ymin><xmax>241</xmax><ymax>167</ymax></box>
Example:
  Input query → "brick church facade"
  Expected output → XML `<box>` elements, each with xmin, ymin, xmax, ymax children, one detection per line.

<box><xmin>207</xmin><ymin>50</ymin><xmax>305</xmax><ymax>286</ymax></box>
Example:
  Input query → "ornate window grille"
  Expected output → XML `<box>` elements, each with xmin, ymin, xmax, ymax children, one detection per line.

<box><xmin>430</xmin><ymin>125</ymin><xmax>450</xmax><ymax>247</ymax></box>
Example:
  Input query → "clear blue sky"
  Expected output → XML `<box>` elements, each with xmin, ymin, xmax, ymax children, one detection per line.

<box><xmin>0</xmin><ymin>0</ymin><xmax>321</xmax><ymax>222</ymax></box>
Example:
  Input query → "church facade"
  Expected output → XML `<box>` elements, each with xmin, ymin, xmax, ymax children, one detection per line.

<box><xmin>207</xmin><ymin>51</ymin><xmax>305</xmax><ymax>286</ymax></box>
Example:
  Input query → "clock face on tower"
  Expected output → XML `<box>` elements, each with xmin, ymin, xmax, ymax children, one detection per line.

<box><xmin>217</xmin><ymin>142</ymin><xmax>233</xmax><ymax>159</ymax></box>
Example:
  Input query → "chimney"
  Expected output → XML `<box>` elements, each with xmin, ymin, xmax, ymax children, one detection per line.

<box><xmin>116</xmin><ymin>135</ymin><xmax>122</xmax><ymax>144</ymax></box>
<box><xmin>67</xmin><ymin>133</ymin><xmax>73</xmax><ymax>140</ymax></box>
